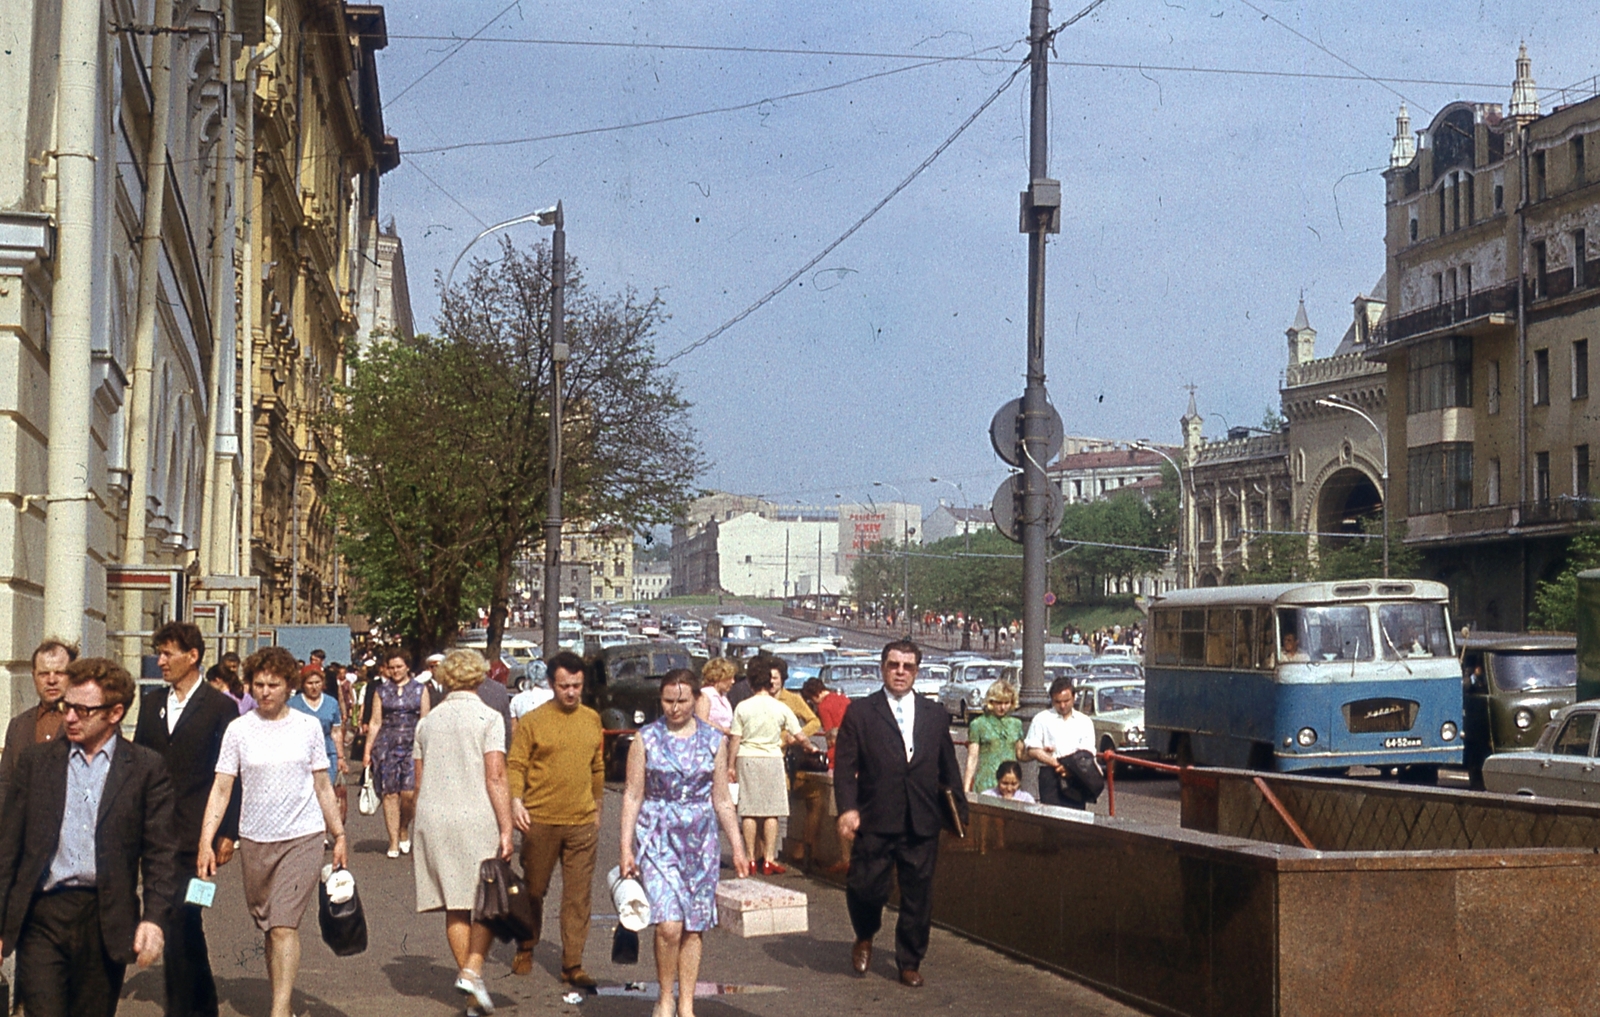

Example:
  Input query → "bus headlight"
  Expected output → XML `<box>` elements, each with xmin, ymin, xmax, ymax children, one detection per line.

<box><xmin>1296</xmin><ymin>727</ymin><xmax>1318</xmax><ymax>747</ymax></box>
<box><xmin>1514</xmin><ymin>708</ymin><xmax>1534</xmax><ymax>730</ymax></box>
<box><xmin>1440</xmin><ymin>721</ymin><xmax>1458</xmax><ymax>742</ymax></box>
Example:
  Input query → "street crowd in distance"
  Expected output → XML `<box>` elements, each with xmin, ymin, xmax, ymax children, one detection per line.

<box><xmin>0</xmin><ymin>622</ymin><xmax>1125</xmax><ymax>1017</ymax></box>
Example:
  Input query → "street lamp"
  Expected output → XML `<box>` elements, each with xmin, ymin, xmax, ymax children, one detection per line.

<box><xmin>873</xmin><ymin>481</ymin><xmax>913</xmax><ymax>636</ymax></box>
<box><xmin>929</xmin><ymin>476</ymin><xmax>970</xmax><ymax>551</ymax></box>
<box><xmin>534</xmin><ymin>203</ymin><xmax>568</xmax><ymax>656</ymax></box>
<box><xmin>1315</xmin><ymin>395</ymin><xmax>1389</xmax><ymax>577</ymax></box>
<box><xmin>1133</xmin><ymin>441</ymin><xmax>1191</xmax><ymax>588</ymax></box>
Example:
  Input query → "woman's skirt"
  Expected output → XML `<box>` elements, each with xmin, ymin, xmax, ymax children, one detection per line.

<box><xmin>734</xmin><ymin>756</ymin><xmax>789</xmax><ymax>818</ymax></box>
<box><xmin>241</xmin><ymin>832</ymin><xmax>324</xmax><ymax>930</ymax></box>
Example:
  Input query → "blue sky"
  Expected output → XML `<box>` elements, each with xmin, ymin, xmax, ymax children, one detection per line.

<box><xmin>376</xmin><ymin>0</ymin><xmax>1591</xmax><ymax>516</ymax></box>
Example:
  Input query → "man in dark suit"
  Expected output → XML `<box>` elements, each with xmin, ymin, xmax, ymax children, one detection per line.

<box><xmin>833</xmin><ymin>639</ymin><xmax>967</xmax><ymax>988</ymax></box>
<box><xmin>0</xmin><ymin>638</ymin><xmax>77</xmax><ymax>812</ymax></box>
<box><xmin>134</xmin><ymin>622</ymin><xmax>240</xmax><ymax>1017</ymax></box>
<box><xmin>0</xmin><ymin>656</ymin><xmax>178</xmax><ymax>1017</ymax></box>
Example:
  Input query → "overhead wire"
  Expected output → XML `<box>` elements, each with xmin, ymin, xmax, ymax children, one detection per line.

<box><xmin>1233</xmin><ymin>0</ymin><xmax>1426</xmax><ymax>115</ymax></box>
<box><xmin>659</xmin><ymin>56</ymin><xmax>1030</xmax><ymax>366</ymax></box>
<box><xmin>383</xmin><ymin>0</ymin><xmax>523</xmax><ymax>109</ymax></box>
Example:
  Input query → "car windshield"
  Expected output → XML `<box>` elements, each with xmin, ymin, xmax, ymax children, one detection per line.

<box><xmin>1376</xmin><ymin>603</ymin><xmax>1452</xmax><ymax>660</ymax></box>
<box><xmin>651</xmin><ymin>653</ymin><xmax>691</xmax><ymax>674</ymax></box>
<box><xmin>1278</xmin><ymin>606</ymin><xmax>1374</xmax><ymax>662</ymax></box>
<box><xmin>1097</xmin><ymin>685</ymin><xmax>1145</xmax><ymax>712</ymax></box>
<box><xmin>1490</xmin><ymin>650</ymin><xmax>1577</xmax><ymax>691</ymax></box>
<box><xmin>780</xmin><ymin>651</ymin><xmax>827</xmax><ymax>666</ymax></box>
<box><xmin>963</xmin><ymin>665</ymin><xmax>1007</xmax><ymax>682</ymax></box>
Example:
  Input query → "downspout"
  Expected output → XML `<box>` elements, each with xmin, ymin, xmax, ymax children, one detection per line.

<box><xmin>1517</xmin><ymin>124</ymin><xmax>1530</xmax><ymax>511</ymax></box>
<box><xmin>238</xmin><ymin>17</ymin><xmax>280</xmax><ymax>586</ymax></box>
<box><xmin>121</xmin><ymin>0</ymin><xmax>175</xmax><ymax>659</ymax></box>
<box><xmin>199</xmin><ymin>4</ymin><xmax>232</xmax><ymax>576</ymax></box>
<box><xmin>42</xmin><ymin>0</ymin><xmax>104</xmax><ymax>642</ymax></box>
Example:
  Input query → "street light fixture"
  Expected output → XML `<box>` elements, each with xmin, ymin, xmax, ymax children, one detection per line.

<box><xmin>1133</xmin><ymin>441</ymin><xmax>1191</xmax><ymax>588</ymax></box>
<box><xmin>929</xmin><ymin>476</ymin><xmax>970</xmax><ymax>551</ymax></box>
<box><xmin>536</xmin><ymin>203</ymin><xmax>569</xmax><ymax>655</ymax></box>
<box><xmin>873</xmin><ymin>481</ymin><xmax>913</xmax><ymax>636</ymax></box>
<box><xmin>1315</xmin><ymin>395</ymin><xmax>1389</xmax><ymax>577</ymax></box>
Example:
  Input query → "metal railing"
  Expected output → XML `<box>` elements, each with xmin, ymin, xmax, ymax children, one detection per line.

<box><xmin>1095</xmin><ymin>750</ymin><xmax>1312</xmax><ymax>847</ymax></box>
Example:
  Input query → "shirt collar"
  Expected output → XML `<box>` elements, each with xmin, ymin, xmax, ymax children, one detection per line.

<box><xmin>885</xmin><ymin>686</ymin><xmax>915</xmax><ymax>703</ymax></box>
<box><xmin>70</xmin><ymin>735</ymin><xmax>117</xmax><ymax>764</ymax></box>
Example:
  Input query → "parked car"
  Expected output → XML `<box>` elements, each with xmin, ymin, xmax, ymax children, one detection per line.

<box><xmin>1075</xmin><ymin>679</ymin><xmax>1149</xmax><ymax>760</ymax></box>
<box><xmin>818</xmin><ymin>661</ymin><xmax>879</xmax><ymax>689</ymax></box>
<box><xmin>816</xmin><ymin>624</ymin><xmax>843</xmax><ymax>645</ymax></box>
<box><xmin>585</xmin><ymin>641</ymin><xmax>695</xmax><ymax>779</ymax></box>
<box><xmin>935</xmin><ymin>659</ymin><xmax>1014</xmax><ymax>722</ymax></box>
<box><xmin>831</xmin><ymin>676</ymin><xmax>884</xmax><ymax>700</ymax></box>
<box><xmin>761</xmin><ymin>641</ymin><xmax>831</xmax><ymax>687</ymax></box>
<box><xmin>1482</xmin><ymin>701</ymin><xmax>1600</xmax><ymax>801</ymax></box>
<box><xmin>914</xmin><ymin>663</ymin><xmax>950</xmax><ymax>700</ymax></box>
<box><xmin>1460</xmin><ymin>634</ymin><xmax>1577</xmax><ymax>785</ymax></box>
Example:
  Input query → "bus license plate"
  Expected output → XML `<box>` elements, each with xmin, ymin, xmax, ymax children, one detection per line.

<box><xmin>1382</xmin><ymin>736</ymin><xmax>1424</xmax><ymax>748</ymax></box>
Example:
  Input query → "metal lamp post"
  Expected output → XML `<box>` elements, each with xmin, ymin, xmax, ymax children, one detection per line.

<box><xmin>539</xmin><ymin>204</ymin><xmax>569</xmax><ymax>656</ymax></box>
<box><xmin>873</xmin><ymin>481</ymin><xmax>913</xmax><ymax>636</ymax></box>
<box><xmin>1315</xmin><ymin>396</ymin><xmax>1389</xmax><ymax>578</ymax></box>
<box><xmin>1133</xmin><ymin>441</ymin><xmax>1190</xmax><ymax>588</ymax></box>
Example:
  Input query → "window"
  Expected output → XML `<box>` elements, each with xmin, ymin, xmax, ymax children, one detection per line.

<box><xmin>1205</xmin><ymin>609</ymin><xmax>1234</xmax><ymax>667</ymax></box>
<box><xmin>1576</xmin><ymin>340</ymin><xmax>1590</xmax><ymax>398</ymax></box>
<box><xmin>1276</xmin><ymin>499</ymin><xmax>1291</xmax><ymax>526</ymax></box>
<box><xmin>1577</xmin><ymin>230</ymin><xmax>1589</xmax><ymax>289</ymax></box>
<box><xmin>1073</xmin><ymin>480</ymin><xmax>1082</xmax><ymax>500</ymax></box>
<box><xmin>1534</xmin><ymin>149</ymin><xmax>1547</xmax><ymax>200</ymax></box>
<box><xmin>1487</xmin><ymin>457</ymin><xmax>1501</xmax><ymax>505</ymax></box>
<box><xmin>1487</xmin><ymin>359</ymin><xmax>1501</xmax><ymax>415</ymax></box>
<box><xmin>1446</xmin><ymin>267</ymin><xmax>1458</xmax><ymax>302</ymax></box>
<box><xmin>1277</xmin><ymin>606</ymin><xmax>1374</xmax><ymax>663</ymax></box>
<box><xmin>1408</xmin><ymin>442</ymin><xmax>1474</xmax><ymax>514</ymax></box>
<box><xmin>1462</xmin><ymin>262</ymin><xmax>1472</xmax><ymax>296</ymax></box>
<box><xmin>1451</xmin><ymin>172</ymin><xmax>1461</xmax><ymax>231</ymax></box>
<box><xmin>1248</xmin><ymin>502</ymin><xmax>1265</xmax><ymax>531</ymax></box>
<box><xmin>1552</xmin><ymin>712</ymin><xmax>1596</xmax><ymax>756</ymax></box>
<box><xmin>1494</xmin><ymin>182</ymin><xmax>1505</xmax><ymax>211</ymax></box>
<box><xmin>614</xmin><ymin>561</ymin><xmax>626</xmax><ymax>577</ymax></box>
<box><xmin>1578</xmin><ymin>444</ymin><xmax>1592</xmax><ymax>499</ymax></box>
<box><xmin>1406</xmin><ymin>337</ymin><xmax>1473</xmax><ymax>413</ymax></box>
<box><xmin>1434</xmin><ymin>272</ymin><xmax>1445</xmax><ymax>304</ymax></box>
<box><xmin>1533</xmin><ymin>240</ymin><xmax>1549</xmax><ymax>297</ymax></box>
<box><xmin>1534</xmin><ymin>348</ymin><xmax>1550</xmax><ymax>405</ymax></box>
<box><xmin>1437</xmin><ymin>186</ymin><xmax>1447</xmax><ymax>236</ymax></box>
<box><xmin>1466</xmin><ymin>173</ymin><xmax>1475</xmax><ymax>224</ymax></box>
<box><xmin>1409</xmin><ymin>217</ymin><xmax>1419</xmax><ymax>243</ymax></box>
<box><xmin>1223</xmin><ymin>505</ymin><xmax>1240</xmax><ymax>540</ymax></box>
<box><xmin>1377</xmin><ymin>603</ymin><xmax>1452</xmax><ymax>659</ymax></box>
<box><xmin>1536</xmin><ymin>451</ymin><xmax>1552</xmax><ymax>503</ymax></box>
<box><xmin>1199</xmin><ymin>509</ymin><xmax>1215</xmax><ymax>543</ymax></box>
<box><xmin>1574</xmin><ymin>136</ymin><xmax>1587</xmax><ymax>185</ymax></box>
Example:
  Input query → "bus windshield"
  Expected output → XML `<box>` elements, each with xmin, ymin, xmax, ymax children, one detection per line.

<box><xmin>1376</xmin><ymin>603</ymin><xmax>1453</xmax><ymax>660</ymax></box>
<box><xmin>1278</xmin><ymin>606</ymin><xmax>1373</xmax><ymax>662</ymax></box>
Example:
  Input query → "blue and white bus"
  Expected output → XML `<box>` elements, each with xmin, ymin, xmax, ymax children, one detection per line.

<box><xmin>1145</xmin><ymin>580</ymin><xmax>1462</xmax><ymax>776</ymax></box>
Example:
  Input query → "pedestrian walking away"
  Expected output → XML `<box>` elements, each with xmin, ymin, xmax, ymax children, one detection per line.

<box><xmin>619</xmin><ymin>669</ymin><xmax>749</xmax><ymax>1017</ymax></box>
<box><xmin>727</xmin><ymin>659</ymin><xmax>803</xmax><ymax>875</ymax></box>
<box><xmin>506</xmin><ymin>651</ymin><xmax>604</xmax><ymax>988</ymax></box>
<box><xmin>197</xmin><ymin>646</ymin><xmax>347</xmax><ymax>1017</ymax></box>
<box><xmin>411</xmin><ymin>650</ymin><xmax>515</xmax><ymax>1015</ymax></box>
<box><xmin>133</xmin><ymin>621</ymin><xmax>242</xmax><ymax>1017</ymax></box>
<box><xmin>833</xmin><ymin>639</ymin><xmax>967</xmax><ymax>987</ymax></box>
<box><xmin>0</xmin><ymin>656</ymin><xmax>178</xmax><ymax>1017</ymax></box>
<box><xmin>363</xmin><ymin>648</ymin><xmax>430</xmax><ymax>858</ymax></box>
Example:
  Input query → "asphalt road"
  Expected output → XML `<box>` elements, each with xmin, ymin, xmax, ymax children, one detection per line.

<box><xmin>113</xmin><ymin>787</ymin><xmax>1142</xmax><ymax>1017</ymax></box>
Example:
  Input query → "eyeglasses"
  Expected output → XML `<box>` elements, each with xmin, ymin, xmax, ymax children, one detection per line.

<box><xmin>883</xmin><ymin>662</ymin><xmax>918</xmax><ymax>672</ymax></box>
<box><xmin>60</xmin><ymin>701</ymin><xmax>115</xmax><ymax>718</ymax></box>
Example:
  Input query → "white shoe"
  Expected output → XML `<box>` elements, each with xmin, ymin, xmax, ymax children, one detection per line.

<box><xmin>455</xmin><ymin>972</ymin><xmax>494</xmax><ymax>1014</ymax></box>
<box><xmin>387</xmin><ymin>848</ymin><xmax>400</xmax><ymax>859</ymax></box>
<box><xmin>399</xmin><ymin>839</ymin><xmax>412</xmax><ymax>855</ymax></box>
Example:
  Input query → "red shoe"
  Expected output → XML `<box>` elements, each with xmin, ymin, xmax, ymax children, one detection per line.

<box><xmin>766</xmin><ymin>861</ymin><xmax>788</xmax><ymax>875</ymax></box>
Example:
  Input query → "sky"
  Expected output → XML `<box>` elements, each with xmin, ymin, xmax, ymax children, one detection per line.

<box><xmin>374</xmin><ymin>0</ymin><xmax>1597</xmax><ymax>519</ymax></box>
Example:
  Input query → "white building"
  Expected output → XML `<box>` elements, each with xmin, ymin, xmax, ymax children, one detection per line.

<box><xmin>633</xmin><ymin>562</ymin><xmax>671</xmax><ymax>600</ymax></box>
<box><xmin>921</xmin><ymin>504</ymin><xmax>996</xmax><ymax>544</ymax></box>
<box><xmin>716</xmin><ymin>513</ymin><xmax>850</xmax><ymax>599</ymax></box>
<box><xmin>1049</xmin><ymin>445</ymin><xmax>1178</xmax><ymax>503</ymax></box>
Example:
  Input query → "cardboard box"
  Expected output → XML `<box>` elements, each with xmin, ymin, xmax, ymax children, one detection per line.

<box><xmin>715</xmin><ymin>878</ymin><xmax>808</xmax><ymax>937</ymax></box>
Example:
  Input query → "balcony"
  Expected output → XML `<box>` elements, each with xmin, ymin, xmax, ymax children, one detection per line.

<box><xmin>1373</xmin><ymin>283</ymin><xmax>1519</xmax><ymax>347</ymax></box>
<box><xmin>1404</xmin><ymin>498</ymin><xmax>1597</xmax><ymax>543</ymax></box>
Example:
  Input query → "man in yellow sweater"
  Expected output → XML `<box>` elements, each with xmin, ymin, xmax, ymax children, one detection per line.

<box><xmin>508</xmin><ymin>651</ymin><xmax>604</xmax><ymax>987</ymax></box>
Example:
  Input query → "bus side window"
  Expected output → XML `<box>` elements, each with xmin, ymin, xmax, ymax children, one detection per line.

<box><xmin>1257</xmin><ymin>608</ymin><xmax>1275</xmax><ymax>669</ymax></box>
<box><xmin>1206</xmin><ymin>609</ymin><xmax>1234</xmax><ymax>667</ymax></box>
<box><xmin>1180</xmin><ymin>610</ymin><xmax>1206</xmax><ymax>665</ymax></box>
<box><xmin>1234</xmin><ymin>609</ymin><xmax>1256</xmax><ymax>669</ymax></box>
<box><xmin>1277</xmin><ymin>609</ymin><xmax>1308</xmax><ymax>662</ymax></box>
<box><xmin>1153</xmin><ymin>610</ymin><xmax>1181</xmax><ymax>665</ymax></box>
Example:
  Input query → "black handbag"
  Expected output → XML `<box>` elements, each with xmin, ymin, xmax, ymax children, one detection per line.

<box><xmin>473</xmin><ymin>857</ymin><xmax>537</xmax><ymax>943</ymax></box>
<box><xmin>1060</xmin><ymin>749</ymin><xmax>1106</xmax><ymax>802</ymax></box>
<box><xmin>611</xmin><ymin>925</ymin><xmax>640</xmax><ymax>965</ymax></box>
<box><xmin>317</xmin><ymin>869</ymin><xmax>368</xmax><ymax>957</ymax></box>
<box><xmin>785</xmin><ymin>742</ymin><xmax>828</xmax><ymax>774</ymax></box>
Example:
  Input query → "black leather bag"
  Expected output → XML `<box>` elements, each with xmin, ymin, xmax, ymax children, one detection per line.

<box><xmin>473</xmin><ymin>857</ymin><xmax>537</xmax><ymax>943</ymax></box>
<box><xmin>317</xmin><ymin>870</ymin><xmax>368</xmax><ymax>957</ymax></box>
<box><xmin>1060</xmin><ymin>749</ymin><xmax>1106</xmax><ymax>802</ymax></box>
<box><xmin>611</xmin><ymin>925</ymin><xmax>640</xmax><ymax>965</ymax></box>
<box><xmin>785</xmin><ymin>742</ymin><xmax>828</xmax><ymax>774</ymax></box>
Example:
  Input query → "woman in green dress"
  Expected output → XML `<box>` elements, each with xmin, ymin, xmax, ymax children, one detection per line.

<box><xmin>964</xmin><ymin>681</ymin><xmax>1025</xmax><ymax>793</ymax></box>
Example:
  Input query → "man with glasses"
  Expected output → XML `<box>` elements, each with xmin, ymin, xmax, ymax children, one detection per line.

<box><xmin>0</xmin><ymin>656</ymin><xmax>178</xmax><ymax>1017</ymax></box>
<box><xmin>0</xmin><ymin>639</ymin><xmax>78</xmax><ymax>812</ymax></box>
<box><xmin>833</xmin><ymin>640</ymin><xmax>967</xmax><ymax>988</ymax></box>
<box><xmin>134</xmin><ymin>622</ymin><xmax>241</xmax><ymax>1017</ymax></box>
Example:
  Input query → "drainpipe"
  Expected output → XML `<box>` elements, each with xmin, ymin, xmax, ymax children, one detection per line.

<box><xmin>238</xmin><ymin>18</ymin><xmax>280</xmax><ymax>588</ymax></box>
<box><xmin>199</xmin><ymin>4</ymin><xmax>232</xmax><ymax>576</ymax></box>
<box><xmin>120</xmin><ymin>0</ymin><xmax>176</xmax><ymax>659</ymax></box>
<box><xmin>42</xmin><ymin>0</ymin><xmax>104</xmax><ymax>643</ymax></box>
<box><xmin>1517</xmin><ymin>125</ymin><xmax>1530</xmax><ymax>512</ymax></box>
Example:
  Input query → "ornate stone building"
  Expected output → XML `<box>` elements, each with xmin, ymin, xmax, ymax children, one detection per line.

<box><xmin>1367</xmin><ymin>46</ymin><xmax>1600</xmax><ymax>628</ymax></box>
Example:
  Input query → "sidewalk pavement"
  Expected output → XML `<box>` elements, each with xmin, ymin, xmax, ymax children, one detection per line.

<box><xmin>116</xmin><ymin>788</ymin><xmax>1140</xmax><ymax>1017</ymax></box>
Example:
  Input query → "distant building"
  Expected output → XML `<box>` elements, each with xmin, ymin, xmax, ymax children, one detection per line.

<box><xmin>921</xmin><ymin>504</ymin><xmax>995</xmax><ymax>544</ymax></box>
<box><xmin>633</xmin><ymin>562</ymin><xmax>671</xmax><ymax>601</ymax></box>
<box><xmin>1048</xmin><ymin>445</ymin><xmax>1178</xmax><ymax>504</ymax></box>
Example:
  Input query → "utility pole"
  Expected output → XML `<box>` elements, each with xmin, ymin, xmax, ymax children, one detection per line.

<box><xmin>1018</xmin><ymin>0</ymin><xmax>1059</xmax><ymax>714</ymax></box>
<box><xmin>542</xmin><ymin>204</ymin><xmax>569</xmax><ymax>657</ymax></box>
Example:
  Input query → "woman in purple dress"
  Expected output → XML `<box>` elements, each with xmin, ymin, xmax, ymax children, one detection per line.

<box><xmin>361</xmin><ymin>648</ymin><xmax>430</xmax><ymax>858</ymax></box>
<box><xmin>620</xmin><ymin>670</ymin><xmax>748</xmax><ymax>1017</ymax></box>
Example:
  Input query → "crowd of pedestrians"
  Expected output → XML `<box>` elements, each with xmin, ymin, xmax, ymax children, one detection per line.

<box><xmin>0</xmin><ymin>622</ymin><xmax>995</xmax><ymax>1017</ymax></box>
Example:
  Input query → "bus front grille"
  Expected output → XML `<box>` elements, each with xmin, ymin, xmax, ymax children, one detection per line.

<box><xmin>1342</xmin><ymin>698</ymin><xmax>1419</xmax><ymax>733</ymax></box>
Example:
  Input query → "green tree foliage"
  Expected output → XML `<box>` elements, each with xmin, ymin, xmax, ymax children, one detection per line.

<box><xmin>1232</xmin><ymin>515</ymin><xmax>1419</xmax><ymax>586</ymax></box>
<box><xmin>1530</xmin><ymin>533</ymin><xmax>1600</xmax><ymax>631</ymax></box>
<box><xmin>334</xmin><ymin>240</ymin><xmax>702</xmax><ymax>654</ymax></box>
<box><xmin>1055</xmin><ymin>479</ymin><xmax>1177</xmax><ymax>596</ymax></box>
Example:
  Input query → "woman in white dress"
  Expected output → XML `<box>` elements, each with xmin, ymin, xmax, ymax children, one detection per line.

<box><xmin>412</xmin><ymin>649</ymin><xmax>514</xmax><ymax>1014</ymax></box>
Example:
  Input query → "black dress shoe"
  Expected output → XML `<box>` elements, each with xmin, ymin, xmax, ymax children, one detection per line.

<box><xmin>898</xmin><ymin>969</ymin><xmax>924</xmax><ymax>988</ymax></box>
<box><xmin>851</xmin><ymin>939</ymin><xmax>872</xmax><ymax>975</ymax></box>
